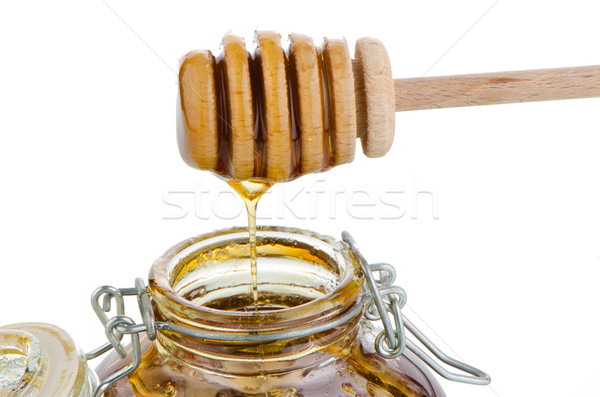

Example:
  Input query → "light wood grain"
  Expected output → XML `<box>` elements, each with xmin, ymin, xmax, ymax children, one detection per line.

<box><xmin>353</xmin><ymin>38</ymin><xmax>395</xmax><ymax>158</ymax></box>
<box><xmin>394</xmin><ymin>65</ymin><xmax>600</xmax><ymax>112</ymax></box>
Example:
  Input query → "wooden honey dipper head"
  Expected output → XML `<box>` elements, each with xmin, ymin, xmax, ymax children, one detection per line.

<box><xmin>177</xmin><ymin>31</ymin><xmax>395</xmax><ymax>183</ymax></box>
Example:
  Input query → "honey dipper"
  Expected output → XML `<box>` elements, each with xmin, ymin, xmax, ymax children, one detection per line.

<box><xmin>177</xmin><ymin>31</ymin><xmax>600</xmax><ymax>182</ymax></box>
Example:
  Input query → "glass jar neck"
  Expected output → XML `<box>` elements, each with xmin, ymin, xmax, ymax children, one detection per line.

<box><xmin>148</xmin><ymin>227</ymin><xmax>364</xmax><ymax>376</ymax></box>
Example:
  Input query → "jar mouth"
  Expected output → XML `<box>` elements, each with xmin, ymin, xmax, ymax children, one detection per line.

<box><xmin>148</xmin><ymin>227</ymin><xmax>363</xmax><ymax>331</ymax></box>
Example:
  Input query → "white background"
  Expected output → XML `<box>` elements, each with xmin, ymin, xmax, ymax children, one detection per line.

<box><xmin>1</xmin><ymin>1</ymin><xmax>599</xmax><ymax>396</ymax></box>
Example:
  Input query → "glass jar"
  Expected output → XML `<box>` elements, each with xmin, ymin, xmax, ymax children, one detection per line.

<box><xmin>95</xmin><ymin>226</ymin><xmax>446</xmax><ymax>396</ymax></box>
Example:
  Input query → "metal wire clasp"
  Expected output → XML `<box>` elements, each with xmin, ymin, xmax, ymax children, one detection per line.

<box><xmin>342</xmin><ymin>231</ymin><xmax>491</xmax><ymax>386</ymax></box>
<box><xmin>85</xmin><ymin>233</ymin><xmax>490</xmax><ymax>396</ymax></box>
<box><xmin>86</xmin><ymin>278</ymin><xmax>154</xmax><ymax>397</ymax></box>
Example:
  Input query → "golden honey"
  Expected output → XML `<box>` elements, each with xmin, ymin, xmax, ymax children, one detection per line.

<box><xmin>227</xmin><ymin>180</ymin><xmax>272</xmax><ymax>308</ymax></box>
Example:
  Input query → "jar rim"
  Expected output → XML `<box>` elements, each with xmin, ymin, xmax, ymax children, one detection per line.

<box><xmin>148</xmin><ymin>226</ymin><xmax>363</xmax><ymax>332</ymax></box>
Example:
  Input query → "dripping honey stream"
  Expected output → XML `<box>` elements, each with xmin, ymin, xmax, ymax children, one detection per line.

<box><xmin>228</xmin><ymin>180</ymin><xmax>272</xmax><ymax>309</ymax></box>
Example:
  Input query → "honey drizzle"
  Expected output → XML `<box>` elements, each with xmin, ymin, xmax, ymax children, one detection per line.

<box><xmin>285</xmin><ymin>45</ymin><xmax>302</xmax><ymax>177</ymax></box>
<box><xmin>317</xmin><ymin>46</ymin><xmax>334</xmax><ymax>169</ymax></box>
<box><xmin>214</xmin><ymin>54</ymin><xmax>232</xmax><ymax>176</ymax></box>
<box><xmin>228</xmin><ymin>180</ymin><xmax>272</xmax><ymax>308</ymax></box>
<box><xmin>249</xmin><ymin>50</ymin><xmax>266</xmax><ymax>179</ymax></box>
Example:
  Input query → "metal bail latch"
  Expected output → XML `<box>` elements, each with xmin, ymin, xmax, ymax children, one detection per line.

<box><xmin>86</xmin><ymin>280</ymin><xmax>151</xmax><ymax>397</ymax></box>
<box><xmin>85</xmin><ymin>233</ymin><xmax>490</xmax><ymax>396</ymax></box>
<box><xmin>342</xmin><ymin>231</ymin><xmax>491</xmax><ymax>386</ymax></box>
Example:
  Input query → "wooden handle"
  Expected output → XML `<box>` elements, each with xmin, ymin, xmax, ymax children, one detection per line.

<box><xmin>394</xmin><ymin>65</ymin><xmax>600</xmax><ymax>112</ymax></box>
